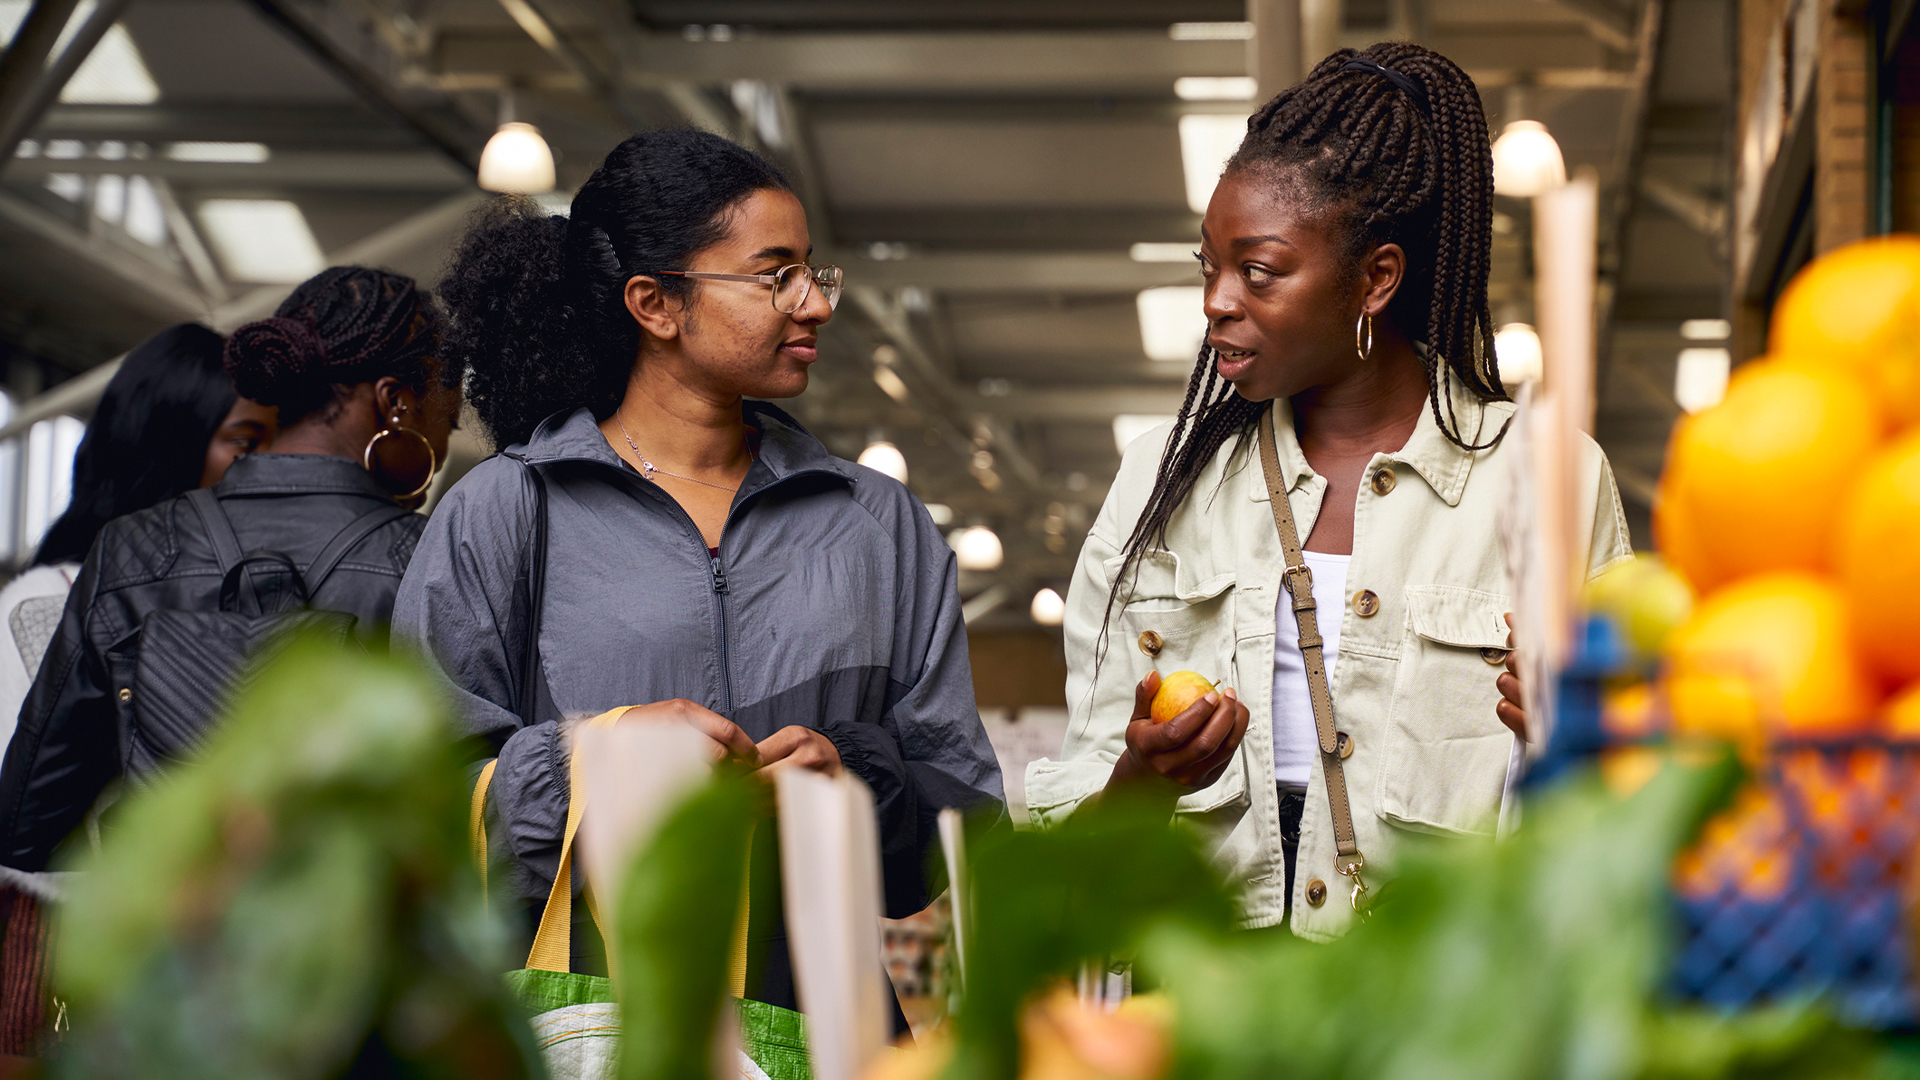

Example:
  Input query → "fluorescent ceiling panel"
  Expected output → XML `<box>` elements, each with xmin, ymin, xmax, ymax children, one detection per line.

<box><xmin>167</xmin><ymin>141</ymin><xmax>270</xmax><ymax>163</ymax></box>
<box><xmin>1137</xmin><ymin>285</ymin><xmax>1206</xmax><ymax>362</ymax></box>
<box><xmin>1130</xmin><ymin>242</ymin><xmax>1195</xmax><ymax>263</ymax></box>
<box><xmin>197</xmin><ymin>199</ymin><xmax>325</xmax><ymax>284</ymax></box>
<box><xmin>1178</xmin><ymin>113</ymin><xmax>1246</xmax><ymax>214</ymax></box>
<box><xmin>1175</xmin><ymin>76</ymin><xmax>1257</xmax><ymax>101</ymax></box>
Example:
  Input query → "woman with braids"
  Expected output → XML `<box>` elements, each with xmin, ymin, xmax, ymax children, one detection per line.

<box><xmin>395</xmin><ymin>130</ymin><xmax>1001</xmax><ymax>1009</ymax></box>
<box><xmin>1026</xmin><ymin>44</ymin><xmax>1630</xmax><ymax>939</ymax></box>
<box><xmin>0</xmin><ymin>266</ymin><xmax>461</xmax><ymax>872</ymax></box>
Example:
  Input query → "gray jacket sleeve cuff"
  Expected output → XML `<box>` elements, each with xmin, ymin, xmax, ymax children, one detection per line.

<box><xmin>485</xmin><ymin>720</ymin><xmax>569</xmax><ymax>905</ymax></box>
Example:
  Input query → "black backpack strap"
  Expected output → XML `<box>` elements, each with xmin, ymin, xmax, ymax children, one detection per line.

<box><xmin>302</xmin><ymin>503</ymin><xmax>414</xmax><ymax>597</ymax></box>
<box><xmin>186</xmin><ymin>488</ymin><xmax>244</xmax><ymax>574</ymax></box>
<box><xmin>503</xmin><ymin>453</ymin><xmax>550</xmax><ymax>725</ymax></box>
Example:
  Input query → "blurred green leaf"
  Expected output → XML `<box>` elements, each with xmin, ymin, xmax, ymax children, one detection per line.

<box><xmin>52</xmin><ymin>633</ymin><xmax>539</xmax><ymax>1080</ymax></box>
<box><xmin>1137</xmin><ymin>754</ymin><xmax>1875</xmax><ymax>1080</ymax></box>
<box><xmin>613</xmin><ymin>772</ymin><xmax>761</xmax><ymax>1080</ymax></box>
<box><xmin>942</xmin><ymin>791</ymin><xmax>1237</xmax><ymax>1080</ymax></box>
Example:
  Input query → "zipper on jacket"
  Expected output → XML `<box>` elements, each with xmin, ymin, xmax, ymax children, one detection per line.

<box><xmin>709</xmin><ymin>551</ymin><xmax>732</xmax><ymax>715</ymax></box>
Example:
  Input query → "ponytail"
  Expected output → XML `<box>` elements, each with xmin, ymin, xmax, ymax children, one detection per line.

<box><xmin>440</xmin><ymin>129</ymin><xmax>792</xmax><ymax>448</ymax></box>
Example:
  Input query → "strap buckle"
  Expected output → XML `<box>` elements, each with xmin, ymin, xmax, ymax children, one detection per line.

<box><xmin>1282</xmin><ymin>562</ymin><xmax>1315</xmax><ymax>595</ymax></box>
<box><xmin>1336</xmin><ymin>854</ymin><xmax>1370</xmax><ymax>914</ymax></box>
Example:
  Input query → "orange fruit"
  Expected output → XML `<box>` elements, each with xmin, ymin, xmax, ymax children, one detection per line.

<box><xmin>1833</xmin><ymin>429</ymin><xmax>1920</xmax><ymax>685</ymax></box>
<box><xmin>1149</xmin><ymin>671</ymin><xmax>1217</xmax><ymax>724</ymax></box>
<box><xmin>1655</xmin><ymin>361</ymin><xmax>1886</xmax><ymax>594</ymax></box>
<box><xmin>1673</xmin><ymin>784</ymin><xmax>1792</xmax><ymax>901</ymax></box>
<box><xmin>1771</xmin><ymin>235</ymin><xmax>1920</xmax><ymax>427</ymax></box>
<box><xmin>1664</xmin><ymin>572</ymin><xmax>1882</xmax><ymax>740</ymax></box>
<box><xmin>1888</xmin><ymin>682</ymin><xmax>1920</xmax><ymax>737</ymax></box>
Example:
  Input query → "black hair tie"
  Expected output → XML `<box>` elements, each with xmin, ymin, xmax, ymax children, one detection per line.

<box><xmin>1339</xmin><ymin>58</ymin><xmax>1430</xmax><ymax>115</ymax></box>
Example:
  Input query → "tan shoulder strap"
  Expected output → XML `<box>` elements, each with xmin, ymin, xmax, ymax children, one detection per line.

<box><xmin>1257</xmin><ymin>405</ymin><xmax>1370</xmax><ymax>913</ymax></box>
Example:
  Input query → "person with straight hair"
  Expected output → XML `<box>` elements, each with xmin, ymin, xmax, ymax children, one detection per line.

<box><xmin>398</xmin><ymin>129</ymin><xmax>1002</xmax><ymax>1011</ymax></box>
<box><xmin>1026</xmin><ymin>45</ymin><xmax>1630</xmax><ymax>940</ymax></box>
<box><xmin>0</xmin><ymin>266</ymin><xmax>461</xmax><ymax>872</ymax></box>
<box><xmin>0</xmin><ymin>324</ymin><xmax>276</xmax><ymax>751</ymax></box>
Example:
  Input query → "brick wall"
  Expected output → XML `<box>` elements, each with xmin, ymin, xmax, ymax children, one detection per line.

<box><xmin>1815</xmin><ymin>2</ymin><xmax>1873</xmax><ymax>254</ymax></box>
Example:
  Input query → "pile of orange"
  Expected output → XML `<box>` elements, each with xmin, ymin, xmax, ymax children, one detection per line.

<box><xmin>1653</xmin><ymin>235</ymin><xmax>1920</xmax><ymax>745</ymax></box>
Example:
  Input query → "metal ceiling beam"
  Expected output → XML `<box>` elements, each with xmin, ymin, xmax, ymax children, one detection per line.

<box><xmin>0</xmin><ymin>189</ymin><xmax>489</xmax><ymax>442</ymax></box>
<box><xmin>5</xmin><ymin>150</ymin><xmax>472</xmax><ymax>190</ymax></box>
<box><xmin>0</xmin><ymin>0</ymin><xmax>84</xmax><ymax>145</ymax></box>
<box><xmin>0</xmin><ymin>191</ymin><xmax>205</xmax><ymax>321</ymax></box>
<box><xmin>831</xmin><ymin>251</ymin><xmax>1200</xmax><ymax>294</ymax></box>
<box><xmin>245</xmin><ymin>0</ymin><xmax>487</xmax><ymax>173</ymax></box>
<box><xmin>1526</xmin><ymin>0</ymin><xmax>1636</xmax><ymax>50</ymax></box>
<box><xmin>610</xmin><ymin>31</ymin><xmax>1244</xmax><ymax>93</ymax></box>
<box><xmin>0</xmin><ymin>0</ymin><xmax>132</xmax><ymax>164</ymax></box>
<box><xmin>32</xmin><ymin>103</ymin><xmax>420</xmax><ymax>147</ymax></box>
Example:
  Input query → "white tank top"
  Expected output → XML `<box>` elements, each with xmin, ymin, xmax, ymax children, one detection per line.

<box><xmin>1272</xmin><ymin>551</ymin><xmax>1349</xmax><ymax>788</ymax></box>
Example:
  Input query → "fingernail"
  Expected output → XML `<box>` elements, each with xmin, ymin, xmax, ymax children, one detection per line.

<box><xmin>1204</xmin><ymin>691</ymin><xmax>1220</xmax><ymax>706</ymax></box>
<box><xmin>1222</xmin><ymin>687</ymin><xmax>1237</xmax><ymax>701</ymax></box>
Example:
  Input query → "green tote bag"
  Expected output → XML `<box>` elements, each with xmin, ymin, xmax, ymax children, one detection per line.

<box><xmin>471</xmin><ymin>709</ymin><xmax>811</xmax><ymax>1080</ymax></box>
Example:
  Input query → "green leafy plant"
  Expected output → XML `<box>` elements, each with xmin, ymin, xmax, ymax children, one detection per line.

<box><xmin>52</xmin><ymin>634</ymin><xmax>539</xmax><ymax>1080</ymax></box>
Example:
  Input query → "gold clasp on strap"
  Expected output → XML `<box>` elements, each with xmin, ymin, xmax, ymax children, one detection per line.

<box><xmin>1336</xmin><ymin>854</ymin><xmax>1370</xmax><ymax>915</ymax></box>
<box><xmin>1283</xmin><ymin>562</ymin><xmax>1315</xmax><ymax>595</ymax></box>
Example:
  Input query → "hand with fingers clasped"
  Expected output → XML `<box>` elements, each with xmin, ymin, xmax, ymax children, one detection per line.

<box><xmin>1495</xmin><ymin>612</ymin><xmax>1528</xmax><ymax>742</ymax></box>
<box><xmin>612</xmin><ymin>700</ymin><xmax>842</xmax><ymax>777</ymax></box>
<box><xmin>1105</xmin><ymin>670</ymin><xmax>1251</xmax><ymax>797</ymax></box>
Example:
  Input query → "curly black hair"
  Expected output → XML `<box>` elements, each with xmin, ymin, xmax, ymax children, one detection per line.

<box><xmin>223</xmin><ymin>266</ymin><xmax>449</xmax><ymax>427</ymax></box>
<box><xmin>1103</xmin><ymin>43</ymin><xmax>1505</xmax><ymax>658</ymax></box>
<box><xmin>438</xmin><ymin>129</ymin><xmax>792</xmax><ymax>448</ymax></box>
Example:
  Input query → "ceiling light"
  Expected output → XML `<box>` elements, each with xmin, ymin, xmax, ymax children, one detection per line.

<box><xmin>1130</xmin><ymin>242</ymin><xmax>1194</xmax><ymax>263</ymax></box>
<box><xmin>1178</xmin><ymin>113</ymin><xmax>1247</xmax><ymax>214</ymax></box>
<box><xmin>1168</xmin><ymin>21</ymin><xmax>1254</xmax><ymax>39</ymax></box>
<box><xmin>166</xmin><ymin>141</ymin><xmax>270</xmax><ymax>163</ymax></box>
<box><xmin>1030</xmin><ymin>587</ymin><xmax>1066</xmax><ymax>627</ymax></box>
<box><xmin>950</xmin><ymin>527</ymin><xmax>1003</xmax><ymax>572</ymax></box>
<box><xmin>1674</xmin><ymin>348</ymin><xmax>1731</xmax><ymax>413</ymax></box>
<box><xmin>1174</xmin><ymin>76</ymin><xmax>1258</xmax><ymax>101</ymax></box>
<box><xmin>1493</xmin><ymin>323</ymin><xmax>1543</xmax><ymax>389</ymax></box>
<box><xmin>1491</xmin><ymin>120</ymin><xmax>1566</xmax><ymax>198</ymax></box>
<box><xmin>923</xmin><ymin>502</ymin><xmax>953</xmax><ymax>526</ymax></box>
<box><xmin>856</xmin><ymin>441</ymin><xmax>908</xmax><ymax>483</ymax></box>
<box><xmin>1137</xmin><ymin>286</ymin><xmax>1206</xmax><ymax>362</ymax></box>
<box><xmin>122</xmin><ymin>176</ymin><xmax>164</xmax><ymax>246</ymax></box>
<box><xmin>197</xmin><ymin>199</ymin><xmax>324</xmax><ymax>284</ymax></box>
<box><xmin>478</xmin><ymin>122</ymin><xmax>556</xmax><ymax>194</ymax></box>
<box><xmin>1113</xmin><ymin>414</ymin><xmax>1176</xmax><ymax>455</ymax></box>
<box><xmin>1680</xmin><ymin>318</ymin><xmax>1731</xmax><ymax>341</ymax></box>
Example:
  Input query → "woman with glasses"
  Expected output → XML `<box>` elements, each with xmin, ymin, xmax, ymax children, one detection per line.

<box><xmin>396</xmin><ymin>130</ymin><xmax>1003</xmax><ymax>1007</ymax></box>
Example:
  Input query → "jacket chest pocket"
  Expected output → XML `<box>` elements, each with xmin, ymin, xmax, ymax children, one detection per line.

<box><xmin>1376</xmin><ymin>585</ymin><xmax>1514</xmax><ymax>836</ymax></box>
<box><xmin>1106</xmin><ymin>550</ymin><xmax>1245</xmax><ymax>821</ymax></box>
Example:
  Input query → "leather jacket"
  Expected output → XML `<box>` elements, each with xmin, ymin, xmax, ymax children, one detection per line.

<box><xmin>0</xmin><ymin>453</ymin><xmax>425</xmax><ymax>870</ymax></box>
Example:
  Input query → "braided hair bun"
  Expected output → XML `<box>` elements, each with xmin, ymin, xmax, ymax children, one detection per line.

<box><xmin>223</xmin><ymin>266</ymin><xmax>446</xmax><ymax>425</ymax></box>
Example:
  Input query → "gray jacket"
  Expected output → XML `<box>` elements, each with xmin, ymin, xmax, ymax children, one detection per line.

<box><xmin>394</xmin><ymin>404</ymin><xmax>1003</xmax><ymax>924</ymax></box>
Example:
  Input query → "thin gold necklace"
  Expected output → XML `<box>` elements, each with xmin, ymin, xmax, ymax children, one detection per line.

<box><xmin>616</xmin><ymin>416</ymin><xmax>748</xmax><ymax>493</ymax></box>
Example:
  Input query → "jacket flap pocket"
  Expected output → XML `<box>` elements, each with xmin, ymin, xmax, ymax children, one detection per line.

<box><xmin>1103</xmin><ymin>549</ymin><xmax>1235</xmax><ymax>604</ymax></box>
<box><xmin>1404</xmin><ymin>585</ymin><xmax>1510</xmax><ymax>649</ymax></box>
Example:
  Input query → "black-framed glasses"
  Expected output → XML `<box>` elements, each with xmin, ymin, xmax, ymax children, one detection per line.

<box><xmin>648</xmin><ymin>263</ymin><xmax>843</xmax><ymax>314</ymax></box>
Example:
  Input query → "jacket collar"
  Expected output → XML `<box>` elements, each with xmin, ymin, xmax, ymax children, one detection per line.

<box><xmin>1258</xmin><ymin>375</ymin><xmax>1510</xmax><ymax>508</ymax></box>
<box><xmin>214</xmin><ymin>452</ymin><xmax>396</xmax><ymax>500</ymax></box>
<box><xmin>512</xmin><ymin>401</ymin><xmax>860</xmax><ymax>489</ymax></box>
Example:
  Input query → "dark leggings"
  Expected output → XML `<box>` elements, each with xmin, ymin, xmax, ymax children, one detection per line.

<box><xmin>1278</xmin><ymin>784</ymin><xmax>1307</xmax><ymax>925</ymax></box>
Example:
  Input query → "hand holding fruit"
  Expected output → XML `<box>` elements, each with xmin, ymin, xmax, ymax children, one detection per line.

<box><xmin>1107</xmin><ymin>670</ymin><xmax>1249</xmax><ymax>794</ymax></box>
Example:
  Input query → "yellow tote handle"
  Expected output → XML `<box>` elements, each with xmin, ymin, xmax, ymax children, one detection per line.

<box><xmin>526</xmin><ymin>708</ymin><xmax>625</xmax><ymax>973</ymax></box>
<box><xmin>469</xmin><ymin>759</ymin><xmax>498</xmax><ymax>892</ymax></box>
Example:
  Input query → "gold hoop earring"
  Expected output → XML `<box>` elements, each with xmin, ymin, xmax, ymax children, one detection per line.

<box><xmin>1356</xmin><ymin>313</ymin><xmax>1374</xmax><ymax>361</ymax></box>
<box><xmin>363</xmin><ymin>412</ymin><xmax>438</xmax><ymax>500</ymax></box>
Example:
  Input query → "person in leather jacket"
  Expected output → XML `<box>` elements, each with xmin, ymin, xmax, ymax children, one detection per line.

<box><xmin>0</xmin><ymin>266</ymin><xmax>463</xmax><ymax>871</ymax></box>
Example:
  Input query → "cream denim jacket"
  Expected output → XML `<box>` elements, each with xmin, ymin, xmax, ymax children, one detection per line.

<box><xmin>1026</xmin><ymin>388</ymin><xmax>1631</xmax><ymax>942</ymax></box>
